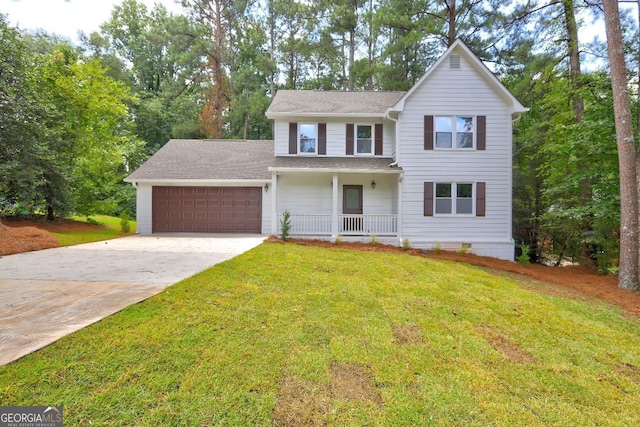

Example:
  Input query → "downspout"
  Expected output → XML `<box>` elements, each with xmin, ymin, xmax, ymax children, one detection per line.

<box><xmin>385</xmin><ymin>109</ymin><xmax>402</xmax><ymax>244</ymax></box>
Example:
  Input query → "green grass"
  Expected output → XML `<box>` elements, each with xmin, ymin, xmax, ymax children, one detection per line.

<box><xmin>1</xmin><ymin>243</ymin><xmax>639</xmax><ymax>426</ymax></box>
<box><xmin>51</xmin><ymin>215</ymin><xmax>136</xmax><ymax>246</ymax></box>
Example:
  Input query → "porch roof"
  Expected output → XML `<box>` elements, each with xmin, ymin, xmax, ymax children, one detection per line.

<box><xmin>269</xmin><ymin>156</ymin><xmax>403</xmax><ymax>173</ymax></box>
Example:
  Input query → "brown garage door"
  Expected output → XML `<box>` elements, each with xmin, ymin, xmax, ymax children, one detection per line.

<box><xmin>152</xmin><ymin>186</ymin><xmax>262</xmax><ymax>233</ymax></box>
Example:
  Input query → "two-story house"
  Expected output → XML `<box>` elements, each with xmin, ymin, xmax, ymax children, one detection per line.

<box><xmin>125</xmin><ymin>40</ymin><xmax>527</xmax><ymax>260</ymax></box>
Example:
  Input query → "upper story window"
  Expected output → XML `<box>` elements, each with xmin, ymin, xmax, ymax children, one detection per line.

<box><xmin>435</xmin><ymin>116</ymin><xmax>474</xmax><ymax>149</ymax></box>
<box><xmin>299</xmin><ymin>123</ymin><xmax>317</xmax><ymax>154</ymax></box>
<box><xmin>356</xmin><ymin>124</ymin><xmax>373</xmax><ymax>155</ymax></box>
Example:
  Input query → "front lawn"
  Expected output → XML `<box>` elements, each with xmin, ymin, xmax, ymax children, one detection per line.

<box><xmin>1</xmin><ymin>243</ymin><xmax>639</xmax><ymax>425</ymax></box>
<box><xmin>51</xmin><ymin>214</ymin><xmax>136</xmax><ymax>246</ymax></box>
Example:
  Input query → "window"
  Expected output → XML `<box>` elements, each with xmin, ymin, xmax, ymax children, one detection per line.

<box><xmin>299</xmin><ymin>123</ymin><xmax>316</xmax><ymax>154</ymax></box>
<box><xmin>435</xmin><ymin>183</ymin><xmax>474</xmax><ymax>215</ymax></box>
<box><xmin>435</xmin><ymin>116</ymin><xmax>474</xmax><ymax>149</ymax></box>
<box><xmin>356</xmin><ymin>124</ymin><xmax>373</xmax><ymax>154</ymax></box>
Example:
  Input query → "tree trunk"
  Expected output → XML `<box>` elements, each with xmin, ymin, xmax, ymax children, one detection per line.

<box><xmin>447</xmin><ymin>0</ymin><xmax>456</xmax><ymax>46</ymax></box>
<box><xmin>562</xmin><ymin>0</ymin><xmax>584</xmax><ymax>123</ymax></box>
<box><xmin>213</xmin><ymin>0</ymin><xmax>224</xmax><ymax>139</ymax></box>
<box><xmin>348</xmin><ymin>27</ymin><xmax>355</xmax><ymax>91</ymax></box>
<box><xmin>603</xmin><ymin>0</ymin><xmax>639</xmax><ymax>291</ymax></box>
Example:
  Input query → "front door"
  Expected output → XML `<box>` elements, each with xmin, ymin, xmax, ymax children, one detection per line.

<box><xmin>343</xmin><ymin>185</ymin><xmax>363</xmax><ymax>232</ymax></box>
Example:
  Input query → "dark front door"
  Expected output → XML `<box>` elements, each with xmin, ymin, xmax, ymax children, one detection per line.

<box><xmin>343</xmin><ymin>185</ymin><xmax>363</xmax><ymax>232</ymax></box>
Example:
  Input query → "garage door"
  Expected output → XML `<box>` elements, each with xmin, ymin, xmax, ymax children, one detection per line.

<box><xmin>152</xmin><ymin>186</ymin><xmax>262</xmax><ymax>233</ymax></box>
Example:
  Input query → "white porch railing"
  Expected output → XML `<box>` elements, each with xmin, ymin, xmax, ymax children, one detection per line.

<box><xmin>287</xmin><ymin>214</ymin><xmax>332</xmax><ymax>235</ymax></box>
<box><xmin>280</xmin><ymin>213</ymin><xmax>397</xmax><ymax>236</ymax></box>
<box><xmin>340</xmin><ymin>214</ymin><xmax>397</xmax><ymax>236</ymax></box>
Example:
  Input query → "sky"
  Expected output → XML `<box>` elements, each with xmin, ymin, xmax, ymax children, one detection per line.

<box><xmin>1</xmin><ymin>0</ymin><xmax>184</xmax><ymax>43</ymax></box>
<box><xmin>0</xmin><ymin>0</ymin><xmax>629</xmax><ymax>53</ymax></box>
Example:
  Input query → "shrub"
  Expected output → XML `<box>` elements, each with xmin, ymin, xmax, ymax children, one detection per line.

<box><xmin>434</xmin><ymin>241</ymin><xmax>441</xmax><ymax>253</ymax></box>
<box><xmin>119</xmin><ymin>213</ymin><xmax>131</xmax><ymax>233</ymax></box>
<box><xmin>402</xmin><ymin>238</ymin><xmax>411</xmax><ymax>251</ymax></box>
<box><xmin>459</xmin><ymin>243</ymin><xmax>469</xmax><ymax>255</ymax></box>
<box><xmin>335</xmin><ymin>234</ymin><xmax>343</xmax><ymax>245</ymax></box>
<box><xmin>280</xmin><ymin>210</ymin><xmax>291</xmax><ymax>241</ymax></box>
<box><xmin>370</xmin><ymin>234</ymin><xmax>378</xmax><ymax>246</ymax></box>
<box><xmin>517</xmin><ymin>242</ymin><xmax>531</xmax><ymax>267</ymax></box>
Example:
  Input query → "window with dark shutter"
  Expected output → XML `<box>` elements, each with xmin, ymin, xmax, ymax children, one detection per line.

<box><xmin>424</xmin><ymin>182</ymin><xmax>434</xmax><ymax>216</ymax></box>
<box><xmin>318</xmin><ymin>123</ymin><xmax>327</xmax><ymax>155</ymax></box>
<box><xmin>477</xmin><ymin>116</ymin><xmax>486</xmax><ymax>151</ymax></box>
<box><xmin>289</xmin><ymin>122</ymin><xmax>297</xmax><ymax>155</ymax></box>
<box><xmin>375</xmin><ymin>123</ymin><xmax>383</xmax><ymax>155</ymax></box>
<box><xmin>476</xmin><ymin>182</ymin><xmax>486</xmax><ymax>216</ymax></box>
<box><xmin>346</xmin><ymin>123</ymin><xmax>354</xmax><ymax>155</ymax></box>
<box><xmin>424</xmin><ymin>115</ymin><xmax>434</xmax><ymax>150</ymax></box>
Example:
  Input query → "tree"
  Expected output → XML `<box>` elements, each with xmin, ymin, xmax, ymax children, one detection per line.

<box><xmin>0</xmin><ymin>16</ymin><xmax>64</xmax><ymax>219</ymax></box>
<box><xmin>602</xmin><ymin>0</ymin><xmax>639</xmax><ymax>291</ymax></box>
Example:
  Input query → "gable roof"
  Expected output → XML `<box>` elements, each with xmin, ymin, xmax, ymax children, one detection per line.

<box><xmin>124</xmin><ymin>139</ymin><xmax>274</xmax><ymax>182</ymax></box>
<box><xmin>266</xmin><ymin>90</ymin><xmax>406</xmax><ymax>119</ymax></box>
<box><xmin>391</xmin><ymin>39</ymin><xmax>528</xmax><ymax>119</ymax></box>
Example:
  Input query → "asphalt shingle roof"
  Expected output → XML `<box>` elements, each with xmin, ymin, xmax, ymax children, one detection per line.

<box><xmin>270</xmin><ymin>156</ymin><xmax>401</xmax><ymax>171</ymax></box>
<box><xmin>125</xmin><ymin>139</ymin><xmax>274</xmax><ymax>181</ymax></box>
<box><xmin>266</xmin><ymin>90</ymin><xmax>407</xmax><ymax>117</ymax></box>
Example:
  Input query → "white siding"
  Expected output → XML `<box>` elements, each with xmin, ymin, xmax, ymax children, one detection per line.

<box><xmin>276</xmin><ymin>173</ymin><xmax>334</xmax><ymax>214</ymax></box>
<box><xmin>275</xmin><ymin>173</ymin><xmax>397</xmax><ymax>216</ymax></box>
<box><xmin>135</xmin><ymin>183</ymin><xmax>153</xmax><ymax>235</ymax></box>
<box><xmin>274</xmin><ymin>117</ymin><xmax>396</xmax><ymax>157</ymax></box>
<box><xmin>398</xmin><ymin>48</ymin><xmax>514</xmax><ymax>260</ymax></box>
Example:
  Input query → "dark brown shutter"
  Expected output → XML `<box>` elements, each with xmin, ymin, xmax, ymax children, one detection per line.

<box><xmin>346</xmin><ymin>123</ymin><xmax>354</xmax><ymax>155</ymax></box>
<box><xmin>476</xmin><ymin>182</ymin><xmax>486</xmax><ymax>217</ymax></box>
<box><xmin>375</xmin><ymin>123</ymin><xmax>383</xmax><ymax>155</ymax></box>
<box><xmin>318</xmin><ymin>123</ymin><xmax>327</xmax><ymax>155</ymax></box>
<box><xmin>424</xmin><ymin>182</ymin><xmax>434</xmax><ymax>216</ymax></box>
<box><xmin>289</xmin><ymin>122</ymin><xmax>297</xmax><ymax>154</ymax></box>
<box><xmin>424</xmin><ymin>115</ymin><xmax>434</xmax><ymax>150</ymax></box>
<box><xmin>477</xmin><ymin>115</ymin><xmax>486</xmax><ymax>151</ymax></box>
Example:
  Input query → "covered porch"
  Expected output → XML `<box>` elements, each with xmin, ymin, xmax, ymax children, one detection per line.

<box><xmin>268</xmin><ymin>157</ymin><xmax>403</xmax><ymax>239</ymax></box>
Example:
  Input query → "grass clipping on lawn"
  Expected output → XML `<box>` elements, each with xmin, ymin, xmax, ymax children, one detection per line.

<box><xmin>0</xmin><ymin>224</ymin><xmax>60</xmax><ymax>255</ymax></box>
<box><xmin>1</xmin><ymin>242</ymin><xmax>640</xmax><ymax>426</ymax></box>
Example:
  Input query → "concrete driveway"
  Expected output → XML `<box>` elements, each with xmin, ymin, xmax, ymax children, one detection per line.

<box><xmin>0</xmin><ymin>234</ymin><xmax>264</xmax><ymax>366</ymax></box>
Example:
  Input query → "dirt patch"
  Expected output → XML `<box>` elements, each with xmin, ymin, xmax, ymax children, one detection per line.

<box><xmin>272</xmin><ymin>376</ymin><xmax>330</xmax><ymax>427</ymax></box>
<box><xmin>391</xmin><ymin>324</ymin><xmax>425</xmax><ymax>345</ymax></box>
<box><xmin>2</xmin><ymin>217</ymin><xmax>103</xmax><ymax>232</ymax></box>
<box><xmin>267</xmin><ymin>236</ymin><xmax>640</xmax><ymax>319</ymax></box>
<box><xmin>477</xmin><ymin>325</ymin><xmax>538</xmax><ymax>364</ymax></box>
<box><xmin>0</xmin><ymin>217</ymin><xmax>104</xmax><ymax>256</ymax></box>
<box><xmin>618</xmin><ymin>362</ymin><xmax>640</xmax><ymax>385</ymax></box>
<box><xmin>330</xmin><ymin>362</ymin><xmax>381</xmax><ymax>405</ymax></box>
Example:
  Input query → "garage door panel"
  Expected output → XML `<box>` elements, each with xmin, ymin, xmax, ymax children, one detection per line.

<box><xmin>153</xmin><ymin>186</ymin><xmax>262</xmax><ymax>233</ymax></box>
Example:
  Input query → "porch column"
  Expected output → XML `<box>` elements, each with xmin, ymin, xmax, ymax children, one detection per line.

<box><xmin>331</xmin><ymin>173</ymin><xmax>338</xmax><ymax>238</ymax></box>
<box><xmin>397</xmin><ymin>173</ymin><xmax>403</xmax><ymax>244</ymax></box>
<box><xmin>271</xmin><ymin>172</ymin><xmax>278</xmax><ymax>235</ymax></box>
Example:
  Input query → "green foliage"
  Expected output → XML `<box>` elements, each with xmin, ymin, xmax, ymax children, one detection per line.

<box><xmin>335</xmin><ymin>234</ymin><xmax>343</xmax><ymax>245</ymax></box>
<box><xmin>516</xmin><ymin>242</ymin><xmax>531</xmax><ymax>267</ymax></box>
<box><xmin>402</xmin><ymin>237</ymin><xmax>410</xmax><ymax>250</ymax></box>
<box><xmin>280</xmin><ymin>210</ymin><xmax>292</xmax><ymax>241</ymax></box>
<box><xmin>370</xmin><ymin>234</ymin><xmax>378</xmax><ymax>246</ymax></box>
<box><xmin>459</xmin><ymin>243</ymin><xmax>469</xmax><ymax>255</ymax></box>
<box><xmin>119</xmin><ymin>212</ymin><xmax>131</xmax><ymax>233</ymax></box>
